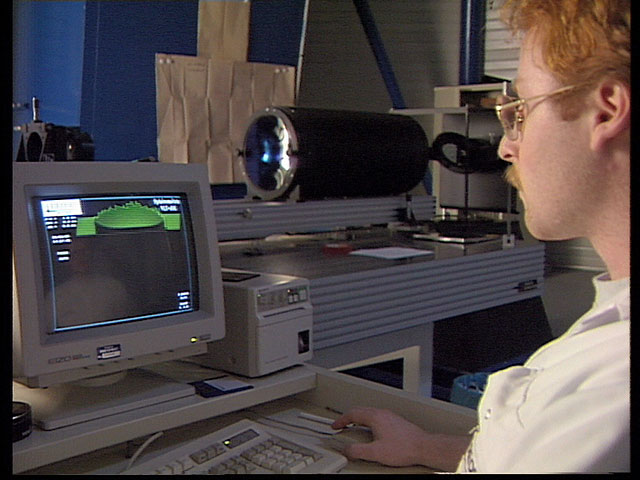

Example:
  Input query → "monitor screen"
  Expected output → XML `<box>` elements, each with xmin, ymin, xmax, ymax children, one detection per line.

<box><xmin>36</xmin><ymin>193</ymin><xmax>198</xmax><ymax>334</ymax></box>
<box><xmin>13</xmin><ymin>162</ymin><xmax>225</xmax><ymax>389</ymax></box>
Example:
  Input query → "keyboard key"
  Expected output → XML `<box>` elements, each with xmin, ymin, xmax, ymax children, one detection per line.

<box><xmin>122</xmin><ymin>418</ymin><xmax>347</xmax><ymax>474</ymax></box>
<box><xmin>189</xmin><ymin>450</ymin><xmax>208</xmax><ymax>464</ymax></box>
<box><xmin>284</xmin><ymin>460</ymin><xmax>308</xmax><ymax>473</ymax></box>
<box><xmin>204</xmin><ymin>443</ymin><xmax>226</xmax><ymax>459</ymax></box>
<box><xmin>178</xmin><ymin>456</ymin><xmax>195</xmax><ymax>471</ymax></box>
<box><xmin>167</xmin><ymin>460</ymin><xmax>184</xmax><ymax>474</ymax></box>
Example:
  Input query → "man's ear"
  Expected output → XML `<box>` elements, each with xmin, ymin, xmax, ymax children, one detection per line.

<box><xmin>590</xmin><ymin>79</ymin><xmax>631</xmax><ymax>153</ymax></box>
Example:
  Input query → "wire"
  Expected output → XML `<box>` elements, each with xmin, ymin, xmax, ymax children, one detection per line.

<box><xmin>244</xmin><ymin>409</ymin><xmax>334</xmax><ymax>439</ymax></box>
<box><xmin>429</xmin><ymin>132</ymin><xmax>504</xmax><ymax>174</ymax></box>
<box><xmin>122</xmin><ymin>431</ymin><xmax>164</xmax><ymax>473</ymax></box>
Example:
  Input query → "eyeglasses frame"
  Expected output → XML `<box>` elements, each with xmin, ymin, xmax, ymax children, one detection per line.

<box><xmin>495</xmin><ymin>84</ymin><xmax>579</xmax><ymax>140</ymax></box>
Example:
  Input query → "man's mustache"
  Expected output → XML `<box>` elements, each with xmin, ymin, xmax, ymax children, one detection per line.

<box><xmin>504</xmin><ymin>165</ymin><xmax>522</xmax><ymax>191</ymax></box>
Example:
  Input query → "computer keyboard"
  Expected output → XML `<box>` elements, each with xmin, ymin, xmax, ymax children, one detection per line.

<box><xmin>121</xmin><ymin>418</ymin><xmax>348</xmax><ymax>474</ymax></box>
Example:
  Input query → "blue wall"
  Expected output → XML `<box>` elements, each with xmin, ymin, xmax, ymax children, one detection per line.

<box><xmin>13</xmin><ymin>1</ymin><xmax>86</xmax><ymax>158</ymax></box>
<box><xmin>13</xmin><ymin>0</ymin><xmax>305</xmax><ymax>162</ymax></box>
<box><xmin>80</xmin><ymin>1</ymin><xmax>199</xmax><ymax>161</ymax></box>
<box><xmin>249</xmin><ymin>0</ymin><xmax>305</xmax><ymax>67</ymax></box>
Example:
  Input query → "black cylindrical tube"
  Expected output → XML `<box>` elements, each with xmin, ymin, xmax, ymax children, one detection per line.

<box><xmin>241</xmin><ymin>107</ymin><xmax>428</xmax><ymax>200</ymax></box>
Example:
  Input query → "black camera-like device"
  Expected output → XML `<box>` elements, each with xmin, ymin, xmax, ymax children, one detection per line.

<box><xmin>15</xmin><ymin>97</ymin><xmax>94</xmax><ymax>162</ymax></box>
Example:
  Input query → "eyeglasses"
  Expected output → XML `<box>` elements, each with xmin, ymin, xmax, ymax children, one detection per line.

<box><xmin>495</xmin><ymin>84</ymin><xmax>579</xmax><ymax>140</ymax></box>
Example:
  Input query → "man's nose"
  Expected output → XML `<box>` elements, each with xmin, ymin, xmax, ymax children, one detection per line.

<box><xmin>498</xmin><ymin>134</ymin><xmax>517</xmax><ymax>163</ymax></box>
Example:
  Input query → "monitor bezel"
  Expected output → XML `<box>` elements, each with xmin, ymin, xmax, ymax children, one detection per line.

<box><xmin>13</xmin><ymin>162</ymin><xmax>225</xmax><ymax>386</ymax></box>
<box><xmin>29</xmin><ymin>189</ymin><xmax>200</xmax><ymax>342</ymax></box>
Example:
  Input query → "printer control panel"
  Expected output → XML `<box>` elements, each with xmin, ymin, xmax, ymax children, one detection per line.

<box><xmin>257</xmin><ymin>286</ymin><xmax>309</xmax><ymax>312</ymax></box>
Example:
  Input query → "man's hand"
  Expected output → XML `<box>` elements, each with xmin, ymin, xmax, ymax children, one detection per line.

<box><xmin>332</xmin><ymin>406</ymin><xmax>470</xmax><ymax>471</ymax></box>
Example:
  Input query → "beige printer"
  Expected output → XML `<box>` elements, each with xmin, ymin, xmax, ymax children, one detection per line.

<box><xmin>196</xmin><ymin>268</ymin><xmax>312</xmax><ymax>377</ymax></box>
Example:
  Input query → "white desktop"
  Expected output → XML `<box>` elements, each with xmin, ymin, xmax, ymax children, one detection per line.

<box><xmin>12</xmin><ymin>162</ymin><xmax>477</xmax><ymax>475</ymax></box>
<box><xmin>11</xmin><ymin>162</ymin><xmax>345</xmax><ymax>474</ymax></box>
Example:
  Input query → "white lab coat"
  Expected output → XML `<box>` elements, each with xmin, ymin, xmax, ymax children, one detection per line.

<box><xmin>457</xmin><ymin>274</ymin><xmax>630</xmax><ymax>473</ymax></box>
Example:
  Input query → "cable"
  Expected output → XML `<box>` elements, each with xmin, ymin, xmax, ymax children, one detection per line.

<box><xmin>244</xmin><ymin>409</ymin><xmax>335</xmax><ymax>439</ymax></box>
<box><xmin>429</xmin><ymin>132</ymin><xmax>505</xmax><ymax>174</ymax></box>
<box><xmin>246</xmin><ymin>411</ymin><xmax>354</xmax><ymax>456</ymax></box>
<box><xmin>122</xmin><ymin>431</ymin><xmax>164</xmax><ymax>473</ymax></box>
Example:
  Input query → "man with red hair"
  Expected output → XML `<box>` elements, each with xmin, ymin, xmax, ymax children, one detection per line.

<box><xmin>332</xmin><ymin>0</ymin><xmax>630</xmax><ymax>472</ymax></box>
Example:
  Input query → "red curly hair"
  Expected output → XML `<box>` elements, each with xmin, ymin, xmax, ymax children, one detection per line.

<box><xmin>500</xmin><ymin>0</ymin><xmax>630</xmax><ymax>114</ymax></box>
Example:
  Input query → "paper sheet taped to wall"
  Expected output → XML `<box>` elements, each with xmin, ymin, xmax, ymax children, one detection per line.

<box><xmin>155</xmin><ymin>53</ymin><xmax>295</xmax><ymax>184</ymax></box>
<box><xmin>197</xmin><ymin>0</ymin><xmax>250</xmax><ymax>61</ymax></box>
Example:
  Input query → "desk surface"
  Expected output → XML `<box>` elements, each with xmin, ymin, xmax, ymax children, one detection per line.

<box><xmin>23</xmin><ymin>397</ymin><xmax>434</xmax><ymax>474</ymax></box>
<box><xmin>219</xmin><ymin>229</ymin><xmax>535</xmax><ymax>280</ymax></box>
<box><xmin>14</xmin><ymin>364</ymin><xmax>477</xmax><ymax>474</ymax></box>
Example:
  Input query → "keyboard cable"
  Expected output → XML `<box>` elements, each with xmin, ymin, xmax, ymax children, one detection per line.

<box><xmin>122</xmin><ymin>431</ymin><xmax>165</xmax><ymax>473</ymax></box>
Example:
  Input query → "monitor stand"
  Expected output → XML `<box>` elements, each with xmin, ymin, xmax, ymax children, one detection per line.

<box><xmin>12</xmin><ymin>368</ymin><xmax>196</xmax><ymax>431</ymax></box>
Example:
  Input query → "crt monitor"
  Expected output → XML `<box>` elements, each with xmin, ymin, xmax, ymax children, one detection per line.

<box><xmin>12</xmin><ymin>162</ymin><xmax>225</xmax><ymax>428</ymax></box>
